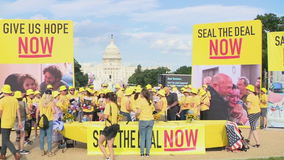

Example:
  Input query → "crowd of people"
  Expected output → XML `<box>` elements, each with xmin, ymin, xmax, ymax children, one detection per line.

<box><xmin>0</xmin><ymin>72</ymin><xmax>268</xmax><ymax>159</ymax></box>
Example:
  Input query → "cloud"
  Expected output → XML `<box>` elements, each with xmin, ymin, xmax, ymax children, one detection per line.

<box><xmin>130</xmin><ymin>5</ymin><xmax>265</xmax><ymax>25</ymax></box>
<box><xmin>30</xmin><ymin>14</ymin><xmax>48</xmax><ymax>19</ymax></box>
<box><xmin>164</xmin><ymin>26</ymin><xmax>180</xmax><ymax>34</ymax></box>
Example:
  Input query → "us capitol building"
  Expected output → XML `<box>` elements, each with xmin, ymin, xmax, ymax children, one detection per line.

<box><xmin>81</xmin><ymin>35</ymin><xmax>171</xmax><ymax>85</ymax></box>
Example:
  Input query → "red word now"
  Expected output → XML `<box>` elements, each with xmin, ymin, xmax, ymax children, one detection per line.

<box><xmin>18</xmin><ymin>37</ymin><xmax>54</xmax><ymax>58</ymax></box>
<box><xmin>210</xmin><ymin>38</ymin><xmax>242</xmax><ymax>59</ymax></box>
<box><xmin>164</xmin><ymin>129</ymin><xmax>198</xmax><ymax>151</ymax></box>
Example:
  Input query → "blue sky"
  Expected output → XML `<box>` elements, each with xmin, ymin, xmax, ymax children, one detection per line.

<box><xmin>0</xmin><ymin>0</ymin><xmax>283</xmax><ymax>71</ymax></box>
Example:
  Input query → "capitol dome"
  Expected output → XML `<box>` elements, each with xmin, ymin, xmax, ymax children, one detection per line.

<box><xmin>103</xmin><ymin>34</ymin><xmax>122</xmax><ymax>63</ymax></box>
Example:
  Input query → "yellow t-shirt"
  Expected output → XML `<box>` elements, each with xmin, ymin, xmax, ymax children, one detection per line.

<box><xmin>104</xmin><ymin>102</ymin><xmax>119</xmax><ymax>127</ymax></box>
<box><xmin>130</xmin><ymin>95</ymin><xmax>141</xmax><ymax>112</ymax></box>
<box><xmin>137</xmin><ymin>98</ymin><xmax>154</xmax><ymax>121</ymax></box>
<box><xmin>179</xmin><ymin>96</ymin><xmax>186</xmax><ymax>106</ymax></box>
<box><xmin>181</xmin><ymin>96</ymin><xmax>191</xmax><ymax>110</ymax></box>
<box><xmin>120</xmin><ymin>96</ymin><xmax>130</xmax><ymax>113</ymax></box>
<box><xmin>81</xmin><ymin>95</ymin><xmax>95</xmax><ymax>113</ymax></box>
<box><xmin>191</xmin><ymin>96</ymin><xmax>200</xmax><ymax>115</ymax></box>
<box><xmin>56</xmin><ymin>95</ymin><xmax>69</xmax><ymax>113</ymax></box>
<box><xmin>0</xmin><ymin>96</ymin><xmax>19</xmax><ymax>129</ymax></box>
<box><xmin>200</xmin><ymin>95</ymin><xmax>210</xmax><ymax>111</ymax></box>
<box><xmin>33</xmin><ymin>97</ymin><xmax>40</xmax><ymax>104</ymax></box>
<box><xmin>116</xmin><ymin>90</ymin><xmax>124</xmax><ymax>99</ymax></box>
<box><xmin>158</xmin><ymin>97</ymin><xmax>167</xmax><ymax>115</ymax></box>
<box><xmin>247</xmin><ymin>94</ymin><xmax>261</xmax><ymax>114</ymax></box>
<box><xmin>260</xmin><ymin>94</ymin><xmax>268</xmax><ymax>108</ymax></box>
<box><xmin>39</xmin><ymin>101</ymin><xmax>54</xmax><ymax>121</ymax></box>
<box><xmin>207</xmin><ymin>91</ymin><xmax>211</xmax><ymax>99</ymax></box>
<box><xmin>23</xmin><ymin>97</ymin><xmax>33</xmax><ymax>120</ymax></box>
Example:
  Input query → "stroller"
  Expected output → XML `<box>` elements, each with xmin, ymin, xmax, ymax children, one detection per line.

<box><xmin>225</xmin><ymin>122</ymin><xmax>249</xmax><ymax>153</ymax></box>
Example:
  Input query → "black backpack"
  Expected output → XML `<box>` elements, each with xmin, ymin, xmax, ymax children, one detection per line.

<box><xmin>38</xmin><ymin>114</ymin><xmax>49</xmax><ymax>129</ymax></box>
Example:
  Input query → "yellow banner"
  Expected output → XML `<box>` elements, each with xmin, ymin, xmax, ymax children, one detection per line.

<box><xmin>192</xmin><ymin>20</ymin><xmax>262</xmax><ymax>65</ymax></box>
<box><xmin>268</xmin><ymin>32</ymin><xmax>284</xmax><ymax>71</ymax></box>
<box><xmin>87</xmin><ymin>123</ymin><xmax>205</xmax><ymax>155</ymax></box>
<box><xmin>0</xmin><ymin>19</ymin><xmax>74</xmax><ymax>64</ymax></box>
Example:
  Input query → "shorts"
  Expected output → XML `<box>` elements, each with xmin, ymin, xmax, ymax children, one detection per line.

<box><xmin>83</xmin><ymin>112</ymin><xmax>93</xmax><ymax>115</ymax></box>
<box><xmin>261</xmin><ymin>108</ymin><xmax>267</xmax><ymax>117</ymax></box>
<box><xmin>101</xmin><ymin>126</ymin><xmax>118</xmax><ymax>140</ymax></box>
<box><xmin>32</xmin><ymin>117</ymin><xmax>36</xmax><ymax>122</ymax></box>
<box><xmin>248</xmin><ymin>112</ymin><xmax>260</xmax><ymax>131</ymax></box>
<box><xmin>14</xmin><ymin>121</ymin><xmax>25</xmax><ymax>132</ymax></box>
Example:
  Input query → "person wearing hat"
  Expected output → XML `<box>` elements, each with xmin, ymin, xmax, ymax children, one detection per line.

<box><xmin>130</xmin><ymin>88</ymin><xmax>142</xmax><ymax>121</ymax></box>
<box><xmin>120</xmin><ymin>88</ymin><xmax>133</xmax><ymax>121</ymax></box>
<box><xmin>0</xmin><ymin>85</ymin><xmax>23</xmax><ymax>160</ymax></box>
<box><xmin>80</xmin><ymin>88</ymin><xmax>96</xmax><ymax>121</ymax></box>
<box><xmin>260</xmin><ymin>88</ymin><xmax>268</xmax><ymax>129</ymax></box>
<box><xmin>46</xmin><ymin>85</ymin><xmax>53</xmax><ymax>91</ymax></box>
<box><xmin>115</xmin><ymin>84</ymin><xmax>123</xmax><ymax>107</ymax></box>
<box><xmin>14</xmin><ymin>91</ymin><xmax>30</xmax><ymax>155</ymax></box>
<box><xmin>158</xmin><ymin>84</ymin><xmax>163</xmax><ymax>89</ymax></box>
<box><xmin>32</xmin><ymin>90</ymin><xmax>41</xmax><ymax>138</ymax></box>
<box><xmin>178</xmin><ymin>89</ymin><xmax>192</xmax><ymax>120</ymax></box>
<box><xmin>36</xmin><ymin>89</ymin><xmax>56</xmax><ymax>157</ymax></box>
<box><xmin>23</xmin><ymin>89</ymin><xmax>34</xmax><ymax>145</ymax></box>
<box><xmin>67</xmin><ymin>86</ymin><xmax>80</xmax><ymax>118</ymax></box>
<box><xmin>156</xmin><ymin>89</ymin><xmax>168</xmax><ymax>121</ymax></box>
<box><xmin>245</xmin><ymin>84</ymin><xmax>261</xmax><ymax>148</ymax></box>
<box><xmin>56</xmin><ymin>86</ymin><xmax>69</xmax><ymax>114</ymax></box>
<box><xmin>199</xmin><ymin>89</ymin><xmax>210</xmax><ymax>120</ymax></box>
<box><xmin>96</xmin><ymin>91</ymin><xmax>106</xmax><ymax>121</ymax></box>
<box><xmin>190</xmin><ymin>88</ymin><xmax>200</xmax><ymax>117</ymax></box>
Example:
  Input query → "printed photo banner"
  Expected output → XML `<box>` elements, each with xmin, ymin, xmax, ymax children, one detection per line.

<box><xmin>191</xmin><ymin>20</ymin><xmax>262</xmax><ymax>127</ymax></box>
<box><xmin>267</xmin><ymin>32</ymin><xmax>284</xmax><ymax>128</ymax></box>
<box><xmin>87</xmin><ymin>123</ymin><xmax>205</xmax><ymax>155</ymax></box>
<box><xmin>0</xmin><ymin>19</ymin><xmax>74</xmax><ymax>64</ymax></box>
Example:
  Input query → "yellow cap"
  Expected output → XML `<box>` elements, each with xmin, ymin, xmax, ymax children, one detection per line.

<box><xmin>191</xmin><ymin>88</ymin><xmax>198</xmax><ymax>94</ymax></box>
<box><xmin>199</xmin><ymin>89</ymin><xmax>207</xmax><ymax>96</ymax></box>
<box><xmin>184</xmin><ymin>85</ymin><xmax>188</xmax><ymax>88</ymax></box>
<box><xmin>89</xmin><ymin>85</ymin><xmax>94</xmax><ymax>88</ymax></box>
<box><xmin>69</xmin><ymin>86</ymin><xmax>75</xmax><ymax>90</ymax></box>
<box><xmin>125</xmin><ymin>88</ymin><xmax>133</xmax><ymax>96</ymax></box>
<box><xmin>183</xmin><ymin>89</ymin><xmax>190</xmax><ymax>93</ymax></box>
<box><xmin>180</xmin><ymin>87</ymin><xmax>185</xmax><ymax>92</ymax></box>
<box><xmin>246</xmin><ymin>84</ymin><xmax>255</xmax><ymax>92</ymax></box>
<box><xmin>52</xmin><ymin>91</ymin><xmax>60</xmax><ymax>98</ymax></box>
<box><xmin>152</xmin><ymin>88</ymin><xmax>157</xmax><ymax>93</ymax></box>
<box><xmin>146</xmin><ymin>85</ymin><xmax>152</xmax><ymax>90</ymax></box>
<box><xmin>171</xmin><ymin>85</ymin><xmax>176</xmax><ymax>88</ymax></box>
<box><xmin>26</xmin><ymin>89</ymin><xmax>34</xmax><ymax>95</ymax></box>
<box><xmin>14</xmin><ymin>91</ymin><xmax>22</xmax><ymax>98</ymax></box>
<box><xmin>121</xmin><ymin>87</ymin><xmax>125</xmax><ymax>91</ymax></box>
<box><xmin>34</xmin><ymin>90</ymin><xmax>41</xmax><ymax>95</ymax></box>
<box><xmin>136</xmin><ymin>88</ymin><xmax>142</xmax><ymax>93</ymax></box>
<box><xmin>137</xmin><ymin>85</ymin><xmax>141</xmax><ymax>88</ymax></box>
<box><xmin>102</xmin><ymin>83</ymin><xmax>108</xmax><ymax>87</ymax></box>
<box><xmin>261</xmin><ymin>88</ymin><xmax>267</xmax><ymax>93</ymax></box>
<box><xmin>203</xmin><ymin>84</ymin><xmax>208</xmax><ymax>88</ymax></box>
<box><xmin>158</xmin><ymin>84</ymin><xmax>163</xmax><ymax>87</ymax></box>
<box><xmin>158</xmin><ymin>89</ymin><xmax>165</xmax><ymax>97</ymax></box>
<box><xmin>1</xmin><ymin>84</ymin><xmax>12</xmax><ymax>94</ymax></box>
<box><xmin>79</xmin><ymin>87</ymin><xmax>85</xmax><ymax>93</ymax></box>
<box><xmin>46</xmin><ymin>84</ymin><xmax>53</xmax><ymax>89</ymax></box>
<box><xmin>59</xmin><ymin>86</ymin><xmax>67</xmax><ymax>91</ymax></box>
<box><xmin>172</xmin><ymin>87</ymin><xmax>178</xmax><ymax>92</ymax></box>
<box><xmin>115</xmin><ymin>84</ymin><xmax>121</xmax><ymax>88</ymax></box>
<box><xmin>86</xmin><ymin>88</ymin><xmax>94</xmax><ymax>94</ymax></box>
<box><xmin>188</xmin><ymin>85</ymin><xmax>192</xmax><ymax>89</ymax></box>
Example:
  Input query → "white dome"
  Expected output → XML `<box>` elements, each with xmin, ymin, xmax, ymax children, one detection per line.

<box><xmin>103</xmin><ymin>35</ymin><xmax>121</xmax><ymax>59</ymax></box>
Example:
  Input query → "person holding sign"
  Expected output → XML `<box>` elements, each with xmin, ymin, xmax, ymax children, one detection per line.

<box><xmin>80</xmin><ymin>88</ymin><xmax>95</xmax><ymax>121</ymax></box>
<box><xmin>245</xmin><ymin>85</ymin><xmax>261</xmax><ymax>148</ymax></box>
<box><xmin>97</xmin><ymin>92</ymin><xmax>119</xmax><ymax>160</ymax></box>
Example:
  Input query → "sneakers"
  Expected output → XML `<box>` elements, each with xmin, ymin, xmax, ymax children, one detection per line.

<box><xmin>141</xmin><ymin>154</ymin><xmax>144</xmax><ymax>157</ymax></box>
<box><xmin>106</xmin><ymin>158</ymin><xmax>111</xmax><ymax>160</ymax></box>
<box><xmin>19</xmin><ymin>150</ymin><xmax>30</xmax><ymax>155</ymax></box>
<box><xmin>24</xmin><ymin>140</ymin><xmax>33</xmax><ymax>145</ymax></box>
<box><xmin>146</xmin><ymin>154</ymin><xmax>149</xmax><ymax>157</ymax></box>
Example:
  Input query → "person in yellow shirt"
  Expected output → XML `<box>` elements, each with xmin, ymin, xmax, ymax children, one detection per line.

<box><xmin>36</xmin><ymin>89</ymin><xmax>56</xmax><ymax>157</ymax></box>
<box><xmin>56</xmin><ymin>86</ymin><xmax>69</xmax><ymax>114</ymax></box>
<box><xmin>199</xmin><ymin>90</ymin><xmax>210</xmax><ymax>120</ymax></box>
<box><xmin>135</xmin><ymin>89</ymin><xmax>155</xmax><ymax>157</ymax></box>
<box><xmin>81</xmin><ymin>88</ymin><xmax>96</xmax><ymax>121</ymax></box>
<box><xmin>190</xmin><ymin>88</ymin><xmax>200</xmax><ymax>116</ymax></box>
<box><xmin>260</xmin><ymin>88</ymin><xmax>268</xmax><ymax>129</ymax></box>
<box><xmin>97</xmin><ymin>92</ymin><xmax>119</xmax><ymax>160</ymax></box>
<box><xmin>202</xmin><ymin>85</ymin><xmax>211</xmax><ymax>100</ymax></box>
<box><xmin>120</xmin><ymin>88</ymin><xmax>133</xmax><ymax>121</ymax></box>
<box><xmin>115</xmin><ymin>84</ymin><xmax>123</xmax><ymax>107</ymax></box>
<box><xmin>245</xmin><ymin>85</ymin><xmax>261</xmax><ymax>148</ymax></box>
<box><xmin>178</xmin><ymin>89</ymin><xmax>191</xmax><ymax>120</ymax></box>
<box><xmin>66</xmin><ymin>86</ymin><xmax>79</xmax><ymax>117</ymax></box>
<box><xmin>23</xmin><ymin>89</ymin><xmax>34</xmax><ymax>145</ymax></box>
<box><xmin>156</xmin><ymin>89</ymin><xmax>167</xmax><ymax>121</ymax></box>
<box><xmin>0</xmin><ymin>85</ymin><xmax>22</xmax><ymax>160</ymax></box>
<box><xmin>32</xmin><ymin>90</ymin><xmax>41</xmax><ymax>138</ymax></box>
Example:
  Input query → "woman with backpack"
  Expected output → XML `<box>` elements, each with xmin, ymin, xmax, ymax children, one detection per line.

<box><xmin>97</xmin><ymin>92</ymin><xmax>119</xmax><ymax>160</ymax></box>
<box><xmin>36</xmin><ymin>90</ymin><xmax>56</xmax><ymax>157</ymax></box>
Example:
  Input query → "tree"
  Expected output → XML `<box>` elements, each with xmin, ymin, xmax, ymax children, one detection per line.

<box><xmin>128</xmin><ymin>65</ymin><xmax>170</xmax><ymax>87</ymax></box>
<box><xmin>74</xmin><ymin>59</ymin><xmax>88</xmax><ymax>87</ymax></box>
<box><xmin>174</xmin><ymin>66</ymin><xmax>192</xmax><ymax>74</ymax></box>
<box><xmin>255</xmin><ymin>13</ymin><xmax>284</xmax><ymax>87</ymax></box>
